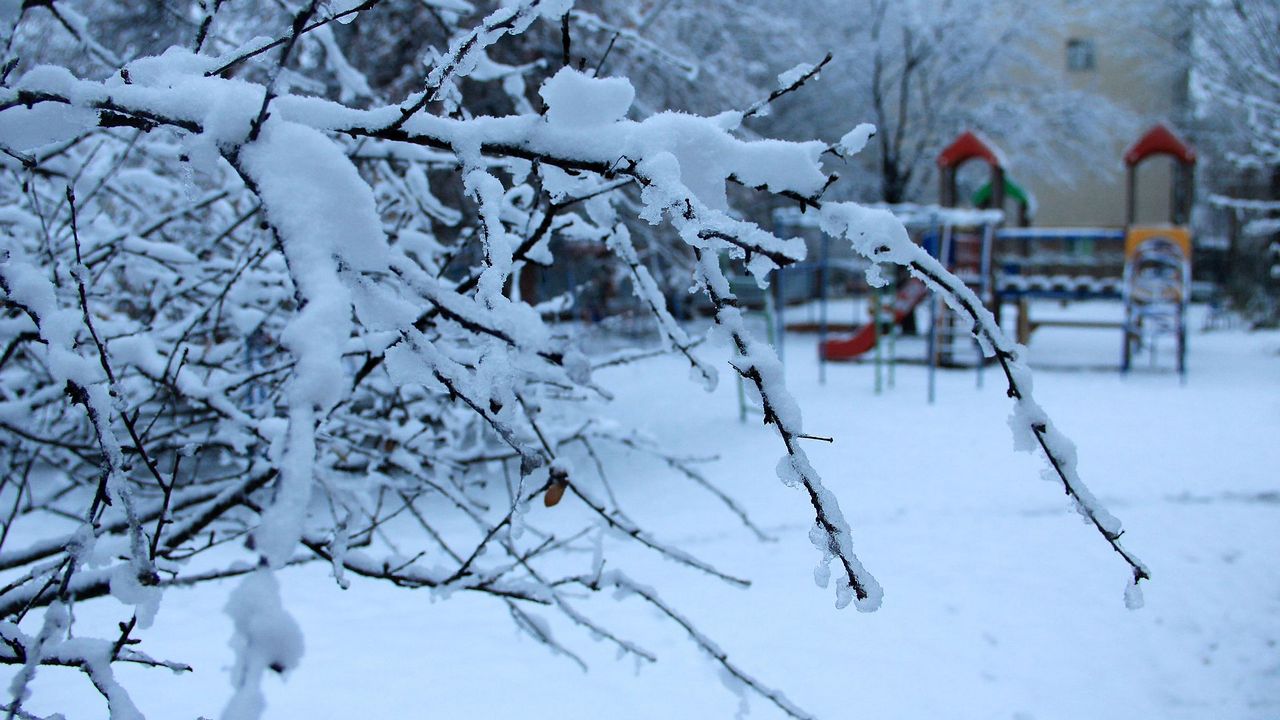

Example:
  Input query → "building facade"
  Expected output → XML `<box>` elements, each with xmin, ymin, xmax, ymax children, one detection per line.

<box><xmin>1017</xmin><ymin>2</ymin><xmax>1192</xmax><ymax>229</ymax></box>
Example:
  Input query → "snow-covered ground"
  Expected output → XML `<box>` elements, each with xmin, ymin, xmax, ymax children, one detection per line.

<box><xmin>14</xmin><ymin>303</ymin><xmax>1280</xmax><ymax>719</ymax></box>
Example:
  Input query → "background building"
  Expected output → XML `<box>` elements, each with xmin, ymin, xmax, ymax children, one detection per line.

<box><xmin>1016</xmin><ymin>2</ymin><xmax>1192</xmax><ymax>229</ymax></box>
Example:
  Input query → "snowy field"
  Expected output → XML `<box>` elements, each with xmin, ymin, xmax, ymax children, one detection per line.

<box><xmin>12</xmin><ymin>303</ymin><xmax>1280</xmax><ymax>720</ymax></box>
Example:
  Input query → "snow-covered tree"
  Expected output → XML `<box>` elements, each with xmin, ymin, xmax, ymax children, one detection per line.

<box><xmin>1190</xmin><ymin>0</ymin><xmax>1280</xmax><ymax>323</ymax></box>
<box><xmin>757</xmin><ymin>0</ymin><xmax>1135</xmax><ymax>205</ymax></box>
<box><xmin>0</xmin><ymin>2</ymin><xmax>1146</xmax><ymax>718</ymax></box>
<box><xmin>1192</xmin><ymin>0</ymin><xmax>1280</xmax><ymax>172</ymax></box>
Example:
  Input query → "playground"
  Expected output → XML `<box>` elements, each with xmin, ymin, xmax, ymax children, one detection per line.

<box><xmin>749</xmin><ymin>125</ymin><xmax>1202</xmax><ymax>406</ymax></box>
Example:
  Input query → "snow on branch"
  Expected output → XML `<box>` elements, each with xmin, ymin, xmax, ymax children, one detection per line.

<box><xmin>819</xmin><ymin>202</ymin><xmax>1149</xmax><ymax>589</ymax></box>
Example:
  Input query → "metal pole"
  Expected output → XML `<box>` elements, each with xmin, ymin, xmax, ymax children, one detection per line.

<box><xmin>774</xmin><ymin>268</ymin><xmax>785</xmax><ymax>365</ymax></box>
<box><xmin>928</xmin><ymin>224</ymin><xmax>951</xmax><ymax>405</ymax></box>
<box><xmin>977</xmin><ymin>221</ymin><xmax>995</xmax><ymax>389</ymax></box>
<box><xmin>928</xmin><ymin>293</ymin><xmax>938</xmax><ymax>405</ymax></box>
<box><xmin>888</xmin><ymin>310</ymin><xmax>897</xmax><ymax>390</ymax></box>
<box><xmin>772</xmin><ymin>214</ymin><xmax>788</xmax><ymax>367</ymax></box>
<box><xmin>818</xmin><ymin>234</ymin><xmax>829</xmax><ymax>385</ymax></box>
<box><xmin>887</xmin><ymin>270</ymin><xmax>898</xmax><ymax>390</ymax></box>
<box><xmin>873</xmin><ymin>285</ymin><xmax>882</xmax><ymax>394</ymax></box>
<box><xmin>1125</xmin><ymin>165</ymin><xmax>1137</xmax><ymax>226</ymax></box>
<box><xmin>937</xmin><ymin>223</ymin><xmax>955</xmax><ymax>368</ymax></box>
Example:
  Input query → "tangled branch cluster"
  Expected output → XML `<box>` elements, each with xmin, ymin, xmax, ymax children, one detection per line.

<box><xmin>0</xmin><ymin>2</ymin><xmax>1144</xmax><ymax>718</ymax></box>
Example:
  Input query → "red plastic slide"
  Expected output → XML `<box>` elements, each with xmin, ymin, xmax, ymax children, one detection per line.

<box><xmin>820</xmin><ymin>279</ymin><xmax>929</xmax><ymax>361</ymax></box>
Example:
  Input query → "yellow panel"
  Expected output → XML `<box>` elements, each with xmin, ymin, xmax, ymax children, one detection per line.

<box><xmin>1124</xmin><ymin>225</ymin><xmax>1191</xmax><ymax>259</ymax></box>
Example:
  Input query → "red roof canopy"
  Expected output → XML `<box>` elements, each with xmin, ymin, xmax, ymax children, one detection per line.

<box><xmin>937</xmin><ymin>131</ymin><xmax>1004</xmax><ymax>169</ymax></box>
<box><xmin>1125</xmin><ymin>124</ymin><xmax>1196</xmax><ymax>166</ymax></box>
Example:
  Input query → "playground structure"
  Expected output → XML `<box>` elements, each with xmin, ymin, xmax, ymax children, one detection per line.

<box><xmin>1122</xmin><ymin>225</ymin><xmax>1191</xmax><ymax>374</ymax></box>
<box><xmin>770</xmin><ymin>124</ymin><xmax>1196</xmax><ymax>394</ymax></box>
<box><xmin>1119</xmin><ymin>126</ymin><xmax>1196</xmax><ymax>375</ymax></box>
<box><xmin>772</xmin><ymin>202</ymin><xmax>1002</xmax><ymax>400</ymax></box>
<box><xmin>819</xmin><ymin>278</ymin><xmax>927</xmax><ymax>360</ymax></box>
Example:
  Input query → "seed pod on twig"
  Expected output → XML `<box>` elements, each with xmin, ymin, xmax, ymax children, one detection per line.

<box><xmin>544</xmin><ymin>465</ymin><xmax>570</xmax><ymax>507</ymax></box>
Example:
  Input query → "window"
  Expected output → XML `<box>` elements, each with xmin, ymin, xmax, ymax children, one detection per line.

<box><xmin>1066</xmin><ymin>38</ymin><xmax>1096</xmax><ymax>72</ymax></box>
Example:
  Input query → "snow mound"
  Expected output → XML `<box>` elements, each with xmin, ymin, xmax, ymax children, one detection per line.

<box><xmin>539</xmin><ymin>67</ymin><xmax>635</xmax><ymax>128</ymax></box>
